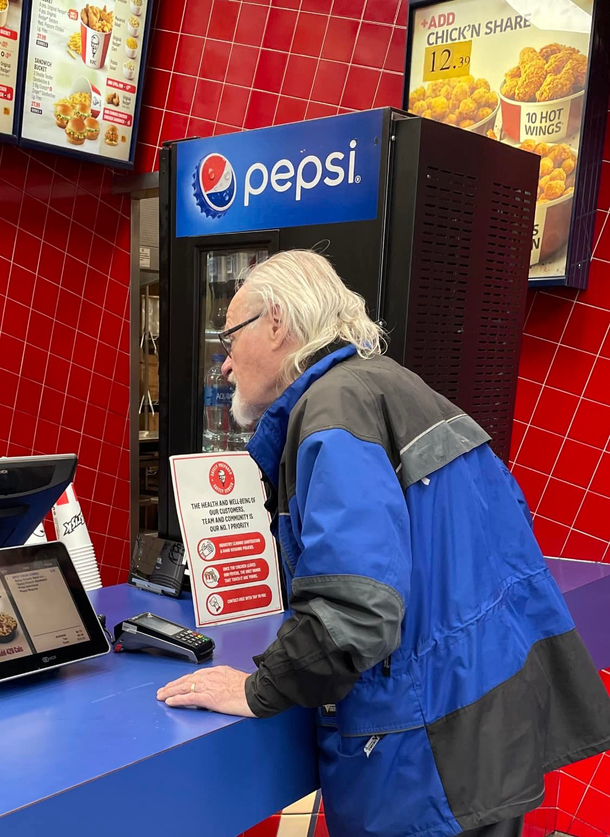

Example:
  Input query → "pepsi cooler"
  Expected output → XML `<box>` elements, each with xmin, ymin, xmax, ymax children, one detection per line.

<box><xmin>158</xmin><ymin>108</ymin><xmax>539</xmax><ymax>541</ymax></box>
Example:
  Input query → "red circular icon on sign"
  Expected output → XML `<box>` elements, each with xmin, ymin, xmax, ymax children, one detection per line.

<box><xmin>209</xmin><ymin>461</ymin><xmax>235</xmax><ymax>496</ymax></box>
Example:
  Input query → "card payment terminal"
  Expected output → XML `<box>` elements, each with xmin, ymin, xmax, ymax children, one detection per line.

<box><xmin>113</xmin><ymin>613</ymin><xmax>215</xmax><ymax>664</ymax></box>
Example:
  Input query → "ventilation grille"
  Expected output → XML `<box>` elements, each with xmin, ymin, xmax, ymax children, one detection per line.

<box><xmin>407</xmin><ymin>166</ymin><xmax>475</xmax><ymax>399</ymax></box>
<box><xmin>472</xmin><ymin>182</ymin><xmax>534</xmax><ymax>456</ymax></box>
<box><xmin>140</xmin><ymin>197</ymin><xmax>159</xmax><ymax>247</ymax></box>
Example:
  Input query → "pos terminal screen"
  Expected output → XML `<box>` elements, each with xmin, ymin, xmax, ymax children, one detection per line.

<box><xmin>0</xmin><ymin>558</ymin><xmax>89</xmax><ymax>662</ymax></box>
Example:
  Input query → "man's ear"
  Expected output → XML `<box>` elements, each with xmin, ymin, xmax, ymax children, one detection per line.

<box><xmin>269</xmin><ymin>303</ymin><xmax>285</xmax><ymax>345</ymax></box>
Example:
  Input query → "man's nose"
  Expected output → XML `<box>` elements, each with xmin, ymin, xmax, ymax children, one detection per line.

<box><xmin>221</xmin><ymin>356</ymin><xmax>232</xmax><ymax>378</ymax></box>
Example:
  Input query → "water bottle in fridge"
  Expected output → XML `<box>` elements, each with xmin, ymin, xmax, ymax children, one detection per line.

<box><xmin>203</xmin><ymin>354</ymin><xmax>234</xmax><ymax>452</ymax></box>
<box><xmin>208</xmin><ymin>255</ymin><xmax>228</xmax><ymax>330</ymax></box>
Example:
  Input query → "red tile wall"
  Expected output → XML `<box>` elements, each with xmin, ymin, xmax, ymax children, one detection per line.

<box><xmin>0</xmin><ymin>144</ymin><xmax>132</xmax><ymax>586</ymax></box>
<box><xmin>134</xmin><ymin>0</ymin><xmax>407</xmax><ymax>173</ymax></box>
<box><xmin>1</xmin><ymin>1</ymin><xmax>609</xmax><ymax>829</ymax></box>
<box><xmin>511</xmin><ymin>195</ymin><xmax>610</xmax><ymax>562</ymax></box>
<box><xmin>510</xmin><ymin>128</ymin><xmax>610</xmax><ymax>564</ymax></box>
<box><xmin>132</xmin><ymin>1</ymin><xmax>610</xmax><ymax>835</ymax></box>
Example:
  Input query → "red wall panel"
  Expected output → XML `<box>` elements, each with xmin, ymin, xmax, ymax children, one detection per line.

<box><xmin>0</xmin><ymin>144</ymin><xmax>131</xmax><ymax>586</ymax></box>
<box><xmin>1</xmin><ymin>0</ymin><xmax>610</xmax><ymax>831</ymax></box>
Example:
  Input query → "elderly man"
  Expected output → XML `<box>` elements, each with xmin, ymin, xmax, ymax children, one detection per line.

<box><xmin>158</xmin><ymin>250</ymin><xmax>610</xmax><ymax>837</ymax></box>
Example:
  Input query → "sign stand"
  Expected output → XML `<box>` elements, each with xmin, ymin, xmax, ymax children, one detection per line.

<box><xmin>170</xmin><ymin>452</ymin><xmax>283</xmax><ymax>628</ymax></box>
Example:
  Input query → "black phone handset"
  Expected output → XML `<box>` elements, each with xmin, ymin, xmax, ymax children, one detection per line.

<box><xmin>113</xmin><ymin>613</ymin><xmax>214</xmax><ymax>664</ymax></box>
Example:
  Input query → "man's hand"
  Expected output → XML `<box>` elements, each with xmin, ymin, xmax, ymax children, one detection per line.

<box><xmin>156</xmin><ymin>666</ymin><xmax>256</xmax><ymax>717</ymax></box>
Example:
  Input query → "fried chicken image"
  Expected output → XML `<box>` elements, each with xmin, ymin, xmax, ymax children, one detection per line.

<box><xmin>515</xmin><ymin>64</ymin><xmax>546</xmax><ymax>101</ymax></box>
<box><xmin>565</xmin><ymin>54</ymin><xmax>587</xmax><ymax>89</ymax></box>
<box><xmin>546</xmin><ymin>47</ymin><xmax>578</xmax><ymax>75</ymax></box>
<box><xmin>408</xmin><ymin>75</ymin><xmax>497</xmax><ymax>129</ymax></box>
<box><xmin>502</xmin><ymin>45</ymin><xmax>588</xmax><ymax>102</ymax></box>
<box><xmin>536</xmin><ymin>69</ymin><xmax>574</xmax><ymax>102</ymax></box>
<box><xmin>539</xmin><ymin>43</ymin><xmax>563</xmax><ymax>62</ymax></box>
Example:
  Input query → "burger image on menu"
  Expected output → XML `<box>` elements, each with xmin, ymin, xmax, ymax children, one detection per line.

<box><xmin>85</xmin><ymin>117</ymin><xmax>100</xmax><ymax>140</ymax></box>
<box><xmin>66</xmin><ymin>116</ymin><xmax>87</xmax><ymax>146</ymax></box>
<box><xmin>104</xmin><ymin>124</ymin><xmax>119</xmax><ymax>146</ymax></box>
<box><xmin>55</xmin><ymin>103</ymin><xmax>73</xmax><ymax>129</ymax></box>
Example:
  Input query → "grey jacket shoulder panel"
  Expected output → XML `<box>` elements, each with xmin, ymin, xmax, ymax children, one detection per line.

<box><xmin>282</xmin><ymin>353</ymin><xmax>491</xmax><ymax>498</ymax></box>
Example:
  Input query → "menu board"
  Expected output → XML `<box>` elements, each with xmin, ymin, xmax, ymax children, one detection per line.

<box><xmin>20</xmin><ymin>0</ymin><xmax>150</xmax><ymax>166</ymax></box>
<box><xmin>406</xmin><ymin>0</ymin><xmax>594</xmax><ymax>283</ymax></box>
<box><xmin>0</xmin><ymin>0</ymin><xmax>25</xmax><ymax>138</ymax></box>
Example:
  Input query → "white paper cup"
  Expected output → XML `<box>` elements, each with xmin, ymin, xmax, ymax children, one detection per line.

<box><xmin>73</xmin><ymin>560</ymin><xmax>99</xmax><ymax>573</ymax></box>
<box><xmin>130</xmin><ymin>0</ymin><xmax>142</xmax><ymax>15</ymax></box>
<box><xmin>0</xmin><ymin>6</ymin><xmax>8</xmax><ymax>27</ymax></box>
<box><xmin>52</xmin><ymin>484</ymin><xmax>94</xmax><ymax>551</ymax></box>
<box><xmin>70</xmin><ymin>545</ymin><xmax>97</xmax><ymax>556</ymax></box>
<box><xmin>78</xmin><ymin>573</ymin><xmax>100</xmax><ymax>584</ymax></box>
<box><xmin>127</xmin><ymin>21</ymin><xmax>140</xmax><ymax>37</ymax></box>
<box><xmin>24</xmin><ymin>523</ymin><xmax>49</xmax><ymax>545</ymax></box>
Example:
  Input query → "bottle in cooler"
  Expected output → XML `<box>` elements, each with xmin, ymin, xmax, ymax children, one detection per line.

<box><xmin>203</xmin><ymin>354</ymin><xmax>233</xmax><ymax>452</ymax></box>
<box><xmin>208</xmin><ymin>254</ymin><xmax>228</xmax><ymax>330</ymax></box>
<box><xmin>229</xmin><ymin>416</ymin><xmax>256</xmax><ymax>451</ymax></box>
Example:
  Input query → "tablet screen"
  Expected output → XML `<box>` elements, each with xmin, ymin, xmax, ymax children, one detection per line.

<box><xmin>0</xmin><ymin>558</ymin><xmax>90</xmax><ymax>661</ymax></box>
<box><xmin>0</xmin><ymin>543</ymin><xmax>109</xmax><ymax>682</ymax></box>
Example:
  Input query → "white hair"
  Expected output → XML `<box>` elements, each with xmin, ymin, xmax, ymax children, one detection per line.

<box><xmin>238</xmin><ymin>250</ymin><xmax>386</xmax><ymax>385</ymax></box>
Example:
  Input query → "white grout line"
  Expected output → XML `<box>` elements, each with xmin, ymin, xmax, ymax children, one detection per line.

<box><xmin>189</xmin><ymin>0</ymin><xmax>230</xmax><ymax>132</ymax></box>
<box><xmin>513</xmin><ymin>462</ymin><xmax>610</xmax><ymax>511</ymax></box>
<box><xmin>271</xmin><ymin>1</ymin><xmax>320</xmax><ymax>125</ymax></box>
<box><xmin>512</xmin><ymin>293</ymin><xmax>580</xmax><ymax>468</ymax></box>
<box><xmin>557</xmin><ymin>365</ymin><xmax>610</xmax><ymax>555</ymax></box>
<box><xmin>592</xmin><ymin>208</ymin><xmax>610</xmax><ymax>257</ymax></box>
<box><xmin>151</xmin><ymin>0</ymin><xmax>190</xmax><ymax>170</ymax></box>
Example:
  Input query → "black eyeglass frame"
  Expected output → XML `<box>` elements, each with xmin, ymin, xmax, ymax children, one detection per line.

<box><xmin>218</xmin><ymin>313</ymin><xmax>263</xmax><ymax>357</ymax></box>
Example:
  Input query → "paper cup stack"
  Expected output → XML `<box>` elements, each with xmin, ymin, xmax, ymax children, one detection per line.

<box><xmin>52</xmin><ymin>484</ymin><xmax>102</xmax><ymax>591</ymax></box>
<box><xmin>24</xmin><ymin>523</ymin><xmax>49</xmax><ymax>545</ymax></box>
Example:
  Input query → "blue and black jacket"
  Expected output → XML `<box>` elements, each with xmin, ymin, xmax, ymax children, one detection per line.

<box><xmin>246</xmin><ymin>344</ymin><xmax>610</xmax><ymax>837</ymax></box>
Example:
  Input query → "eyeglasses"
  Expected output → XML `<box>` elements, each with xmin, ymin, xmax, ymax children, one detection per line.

<box><xmin>218</xmin><ymin>313</ymin><xmax>262</xmax><ymax>357</ymax></box>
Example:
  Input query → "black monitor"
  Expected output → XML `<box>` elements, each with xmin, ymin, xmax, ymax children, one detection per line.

<box><xmin>0</xmin><ymin>455</ymin><xmax>77</xmax><ymax>548</ymax></box>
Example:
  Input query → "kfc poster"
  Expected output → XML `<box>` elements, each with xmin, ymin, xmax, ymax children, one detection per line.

<box><xmin>170</xmin><ymin>452</ymin><xmax>284</xmax><ymax>629</ymax></box>
<box><xmin>406</xmin><ymin>0</ymin><xmax>594</xmax><ymax>283</ymax></box>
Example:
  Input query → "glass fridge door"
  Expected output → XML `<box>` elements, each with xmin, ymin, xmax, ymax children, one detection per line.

<box><xmin>199</xmin><ymin>248</ymin><xmax>268</xmax><ymax>453</ymax></box>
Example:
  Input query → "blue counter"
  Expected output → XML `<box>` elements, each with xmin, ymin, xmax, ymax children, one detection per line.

<box><xmin>1</xmin><ymin>559</ymin><xmax>608</xmax><ymax>837</ymax></box>
<box><xmin>0</xmin><ymin>584</ymin><xmax>318</xmax><ymax>837</ymax></box>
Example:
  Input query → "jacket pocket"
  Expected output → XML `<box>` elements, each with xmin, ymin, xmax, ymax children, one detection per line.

<box><xmin>318</xmin><ymin>724</ymin><xmax>462</xmax><ymax>837</ymax></box>
<box><xmin>328</xmin><ymin>665</ymin><xmax>424</xmax><ymax>737</ymax></box>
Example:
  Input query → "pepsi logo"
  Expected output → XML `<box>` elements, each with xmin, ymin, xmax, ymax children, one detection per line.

<box><xmin>193</xmin><ymin>153</ymin><xmax>237</xmax><ymax>218</ymax></box>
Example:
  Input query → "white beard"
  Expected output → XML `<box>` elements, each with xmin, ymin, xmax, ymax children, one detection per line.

<box><xmin>231</xmin><ymin>385</ymin><xmax>265</xmax><ymax>428</ymax></box>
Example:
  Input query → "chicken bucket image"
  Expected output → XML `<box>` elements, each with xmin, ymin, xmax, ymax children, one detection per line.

<box><xmin>500</xmin><ymin>89</ymin><xmax>584</xmax><ymax>144</ymax></box>
<box><xmin>70</xmin><ymin>77</ymin><xmax>102</xmax><ymax>119</ymax></box>
<box><xmin>499</xmin><ymin>44</ymin><xmax>587</xmax><ymax>144</ymax></box>
<box><xmin>80</xmin><ymin>8</ymin><xmax>113</xmax><ymax>70</ymax></box>
<box><xmin>531</xmin><ymin>189</ymin><xmax>575</xmax><ymax>266</ymax></box>
<box><xmin>466</xmin><ymin>102</ymin><xmax>499</xmax><ymax>136</ymax></box>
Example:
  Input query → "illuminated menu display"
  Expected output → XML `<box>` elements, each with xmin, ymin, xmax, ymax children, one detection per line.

<box><xmin>406</xmin><ymin>0</ymin><xmax>594</xmax><ymax>283</ymax></box>
<box><xmin>0</xmin><ymin>0</ymin><xmax>25</xmax><ymax>138</ymax></box>
<box><xmin>20</xmin><ymin>0</ymin><xmax>151</xmax><ymax>166</ymax></box>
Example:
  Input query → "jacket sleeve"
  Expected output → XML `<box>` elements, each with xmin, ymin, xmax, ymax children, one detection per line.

<box><xmin>497</xmin><ymin>457</ymin><xmax>534</xmax><ymax>529</ymax></box>
<box><xmin>245</xmin><ymin>428</ymin><xmax>411</xmax><ymax>718</ymax></box>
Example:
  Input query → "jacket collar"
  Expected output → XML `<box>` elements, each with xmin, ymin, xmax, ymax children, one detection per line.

<box><xmin>247</xmin><ymin>343</ymin><xmax>357</xmax><ymax>487</ymax></box>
